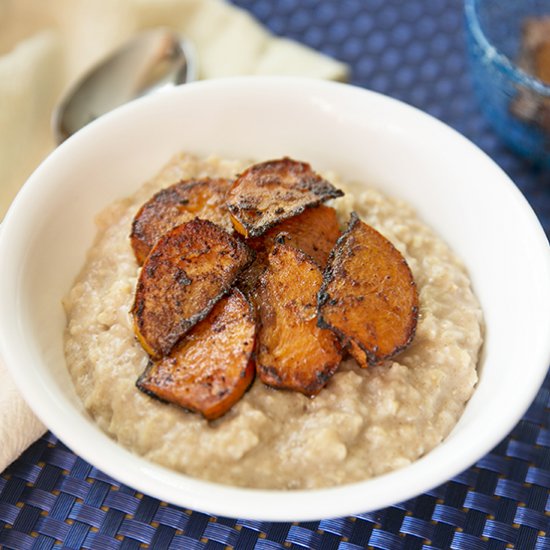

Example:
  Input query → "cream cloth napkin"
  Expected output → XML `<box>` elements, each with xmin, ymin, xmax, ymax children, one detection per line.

<box><xmin>0</xmin><ymin>0</ymin><xmax>348</xmax><ymax>473</ymax></box>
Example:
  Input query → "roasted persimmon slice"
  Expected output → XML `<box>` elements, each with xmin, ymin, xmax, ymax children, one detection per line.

<box><xmin>255</xmin><ymin>243</ymin><xmax>342</xmax><ymax>396</ymax></box>
<box><xmin>237</xmin><ymin>205</ymin><xmax>341</xmax><ymax>297</ymax></box>
<box><xmin>318</xmin><ymin>213</ymin><xmax>418</xmax><ymax>366</ymax></box>
<box><xmin>254</xmin><ymin>204</ymin><xmax>341</xmax><ymax>267</ymax></box>
<box><xmin>131</xmin><ymin>178</ymin><xmax>232</xmax><ymax>265</ymax></box>
<box><xmin>136</xmin><ymin>288</ymin><xmax>256</xmax><ymax>420</ymax></box>
<box><xmin>132</xmin><ymin>218</ymin><xmax>254</xmax><ymax>359</ymax></box>
<box><xmin>226</xmin><ymin>157</ymin><xmax>344</xmax><ymax>238</ymax></box>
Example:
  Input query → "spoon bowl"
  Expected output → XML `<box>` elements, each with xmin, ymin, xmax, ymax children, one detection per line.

<box><xmin>52</xmin><ymin>28</ymin><xmax>195</xmax><ymax>143</ymax></box>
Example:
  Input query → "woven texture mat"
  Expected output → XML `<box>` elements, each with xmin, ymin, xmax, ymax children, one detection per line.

<box><xmin>2</xmin><ymin>0</ymin><xmax>550</xmax><ymax>548</ymax></box>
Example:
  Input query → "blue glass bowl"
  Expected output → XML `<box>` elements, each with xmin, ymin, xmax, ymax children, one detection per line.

<box><xmin>465</xmin><ymin>0</ymin><xmax>550</xmax><ymax>166</ymax></box>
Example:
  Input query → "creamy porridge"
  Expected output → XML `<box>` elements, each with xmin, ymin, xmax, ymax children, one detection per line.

<box><xmin>64</xmin><ymin>153</ymin><xmax>483</xmax><ymax>489</ymax></box>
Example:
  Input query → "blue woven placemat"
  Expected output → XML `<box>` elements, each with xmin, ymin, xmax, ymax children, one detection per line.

<box><xmin>2</xmin><ymin>1</ymin><xmax>549</xmax><ymax>548</ymax></box>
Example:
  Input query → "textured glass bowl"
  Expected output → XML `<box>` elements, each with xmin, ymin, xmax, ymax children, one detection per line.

<box><xmin>465</xmin><ymin>0</ymin><xmax>550</xmax><ymax>165</ymax></box>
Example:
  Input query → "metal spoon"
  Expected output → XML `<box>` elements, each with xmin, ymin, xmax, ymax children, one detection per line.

<box><xmin>52</xmin><ymin>28</ymin><xmax>196</xmax><ymax>143</ymax></box>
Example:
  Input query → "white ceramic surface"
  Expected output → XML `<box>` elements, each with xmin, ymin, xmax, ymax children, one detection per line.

<box><xmin>1</xmin><ymin>77</ymin><xmax>549</xmax><ymax>521</ymax></box>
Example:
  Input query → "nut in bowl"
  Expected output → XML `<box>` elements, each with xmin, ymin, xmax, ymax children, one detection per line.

<box><xmin>1</xmin><ymin>77</ymin><xmax>549</xmax><ymax>521</ymax></box>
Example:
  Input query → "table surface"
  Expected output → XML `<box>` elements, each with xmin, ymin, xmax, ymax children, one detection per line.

<box><xmin>1</xmin><ymin>1</ymin><xmax>550</xmax><ymax>549</ymax></box>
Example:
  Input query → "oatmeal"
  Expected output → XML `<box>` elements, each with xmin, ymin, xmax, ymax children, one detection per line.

<box><xmin>64</xmin><ymin>154</ymin><xmax>483</xmax><ymax>489</ymax></box>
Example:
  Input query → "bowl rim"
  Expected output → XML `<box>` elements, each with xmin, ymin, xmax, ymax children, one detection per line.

<box><xmin>464</xmin><ymin>0</ymin><xmax>550</xmax><ymax>96</ymax></box>
<box><xmin>1</xmin><ymin>76</ymin><xmax>550</xmax><ymax>521</ymax></box>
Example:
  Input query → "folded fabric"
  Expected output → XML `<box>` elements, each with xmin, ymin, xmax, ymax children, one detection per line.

<box><xmin>0</xmin><ymin>0</ymin><xmax>348</xmax><ymax>474</ymax></box>
<box><xmin>0</xmin><ymin>0</ymin><xmax>348</xmax><ymax>218</ymax></box>
<box><xmin>0</xmin><ymin>357</ymin><xmax>46</xmax><ymax>473</ymax></box>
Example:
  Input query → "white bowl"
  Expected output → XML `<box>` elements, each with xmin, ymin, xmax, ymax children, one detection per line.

<box><xmin>1</xmin><ymin>77</ymin><xmax>549</xmax><ymax>521</ymax></box>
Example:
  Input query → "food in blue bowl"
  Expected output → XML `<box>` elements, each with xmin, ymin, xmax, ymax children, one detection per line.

<box><xmin>465</xmin><ymin>0</ymin><xmax>550</xmax><ymax>165</ymax></box>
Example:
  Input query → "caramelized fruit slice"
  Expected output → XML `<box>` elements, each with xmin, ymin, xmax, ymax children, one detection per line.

<box><xmin>137</xmin><ymin>288</ymin><xmax>256</xmax><ymax>420</ymax></box>
<box><xmin>226</xmin><ymin>157</ymin><xmax>343</xmax><ymax>238</ymax></box>
<box><xmin>131</xmin><ymin>178</ymin><xmax>233</xmax><ymax>265</ymax></box>
<box><xmin>255</xmin><ymin>243</ymin><xmax>342</xmax><ymax>396</ymax></box>
<box><xmin>256</xmin><ymin>203</ymin><xmax>341</xmax><ymax>267</ymax></box>
<box><xmin>237</xmin><ymin>205</ymin><xmax>341</xmax><ymax>297</ymax></box>
<box><xmin>318</xmin><ymin>213</ymin><xmax>418</xmax><ymax>366</ymax></box>
<box><xmin>132</xmin><ymin>218</ymin><xmax>254</xmax><ymax>359</ymax></box>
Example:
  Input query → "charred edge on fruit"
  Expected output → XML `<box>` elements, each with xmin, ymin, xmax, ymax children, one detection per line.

<box><xmin>135</xmin><ymin>362</ymin><xmax>172</xmax><ymax>403</ymax></box>
<box><xmin>130</xmin><ymin>179</ymin><xmax>208</xmax><ymax>242</ymax></box>
<box><xmin>133</xmin><ymin>224</ymin><xmax>256</xmax><ymax>358</ymax></box>
<box><xmin>156</xmin><ymin>270</ymin><xmax>256</xmax><ymax>358</ymax></box>
<box><xmin>227</xmin><ymin>159</ymin><xmax>344</xmax><ymax>238</ymax></box>
<box><xmin>258</xmin><ymin>364</ymin><xmax>283</xmax><ymax>385</ymax></box>
<box><xmin>232</xmin><ymin>202</ymin><xmax>330</xmax><ymax>238</ymax></box>
<box><xmin>130</xmin><ymin>178</ymin><xmax>234</xmax><ymax>263</ymax></box>
<box><xmin>306</xmin><ymin>362</ymin><xmax>340</xmax><ymax>395</ymax></box>
<box><xmin>318</xmin><ymin>212</ymin><xmax>419</xmax><ymax>365</ymax></box>
<box><xmin>316</xmin><ymin>212</ymin><xmax>360</xmax><ymax>330</ymax></box>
